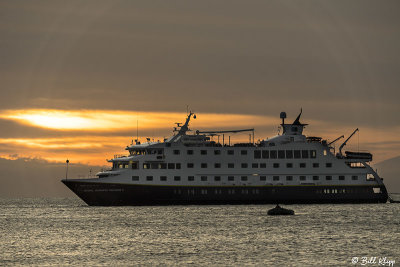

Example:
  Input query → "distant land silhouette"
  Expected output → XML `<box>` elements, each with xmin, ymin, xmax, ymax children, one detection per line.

<box><xmin>0</xmin><ymin>157</ymin><xmax>106</xmax><ymax>198</ymax></box>
<box><xmin>374</xmin><ymin>156</ymin><xmax>400</xmax><ymax>194</ymax></box>
<box><xmin>0</xmin><ymin>156</ymin><xmax>398</xmax><ymax>198</ymax></box>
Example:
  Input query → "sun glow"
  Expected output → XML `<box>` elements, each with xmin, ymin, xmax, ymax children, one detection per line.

<box><xmin>0</xmin><ymin>109</ymin><xmax>276</xmax><ymax>131</ymax></box>
<box><xmin>1</xmin><ymin>109</ymin><xmax>399</xmax><ymax>165</ymax></box>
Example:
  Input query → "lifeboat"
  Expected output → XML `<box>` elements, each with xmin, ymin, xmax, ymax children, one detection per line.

<box><xmin>345</xmin><ymin>151</ymin><xmax>373</xmax><ymax>161</ymax></box>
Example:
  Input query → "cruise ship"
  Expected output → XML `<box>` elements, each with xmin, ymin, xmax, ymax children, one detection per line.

<box><xmin>62</xmin><ymin>111</ymin><xmax>388</xmax><ymax>205</ymax></box>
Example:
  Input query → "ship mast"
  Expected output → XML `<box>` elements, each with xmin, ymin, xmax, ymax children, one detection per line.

<box><xmin>168</xmin><ymin>111</ymin><xmax>196</xmax><ymax>143</ymax></box>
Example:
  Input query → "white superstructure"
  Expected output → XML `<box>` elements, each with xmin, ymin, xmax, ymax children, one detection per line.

<box><xmin>63</xmin><ymin>110</ymin><xmax>388</xmax><ymax>205</ymax></box>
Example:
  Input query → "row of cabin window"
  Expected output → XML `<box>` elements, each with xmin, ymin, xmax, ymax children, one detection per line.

<box><xmin>173</xmin><ymin>189</ymin><xmax>260</xmax><ymax>195</ymax></box>
<box><xmin>172</xmin><ymin>149</ymin><xmax>317</xmax><ymax>159</ymax></box>
<box><xmin>254</xmin><ymin>150</ymin><xmax>317</xmax><ymax>159</ymax></box>
<box><xmin>175</xmin><ymin>149</ymin><xmax>244</xmax><ymax>155</ymax></box>
<box><xmin>143</xmin><ymin>163</ymin><xmax>181</xmax><ymax>169</ymax></box>
<box><xmin>130</xmin><ymin>149</ymin><xmax>163</xmax><ymax>156</ymax></box>
<box><xmin>141</xmin><ymin>162</ymin><xmax>333</xmax><ymax>169</ymax></box>
<box><xmin>174</xmin><ymin>188</ymin><xmax>357</xmax><ymax>195</ymax></box>
<box><xmin>132</xmin><ymin>175</ymin><xmax>358</xmax><ymax>182</ymax></box>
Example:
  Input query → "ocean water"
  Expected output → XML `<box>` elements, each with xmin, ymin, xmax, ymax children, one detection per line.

<box><xmin>0</xmin><ymin>197</ymin><xmax>399</xmax><ymax>266</ymax></box>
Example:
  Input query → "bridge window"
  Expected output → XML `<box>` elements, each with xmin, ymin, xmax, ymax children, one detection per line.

<box><xmin>228</xmin><ymin>150</ymin><xmax>234</xmax><ymax>155</ymax></box>
<box><xmin>214</xmin><ymin>163</ymin><xmax>221</xmax><ymax>168</ymax></box>
<box><xmin>310</xmin><ymin>150</ymin><xmax>317</xmax><ymax>158</ymax></box>
<box><xmin>201</xmin><ymin>150</ymin><xmax>207</xmax><ymax>155</ymax></box>
<box><xmin>214</xmin><ymin>150</ymin><xmax>221</xmax><ymax>155</ymax></box>
<box><xmin>346</xmin><ymin>162</ymin><xmax>366</xmax><ymax>168</ymax></box>
<box><xmin>366</xmin><ymin>174</ymin><xmax>374</xmax><ymax>181</ymax></box>
<box><xmin>270</xmin><ymin>150</ymin><xmax>277</xmax><ymax>159</ymax></box>
<box><xmin>294</xmin><ymin>150</ymin><xmax>301</xmax><ymax>159</ymax></box>
<box><xmin>131</xmin><ymin>162</ymin><xmax>139</xmax><ymax>169</ymax></box>
<box><xmin>326</xmin><ymin>163</ymin><xmax>332</xmax><ymax>168</ymax></box>
<box><xmin>313</xmin><ymin>163</ymin><xmax>319</xmax><ymax>168</ymax></box>
<box><xmin>300</xmin><ymin>163</ymin><xmax>306</xmax><ymax>168</ymax></box>
<box><xmin>302</xmin><ymin>150</ymin><xmax>309</xmax><ymax>158</ymax></box>
<box><xmin>187</xmin><ymin>150</ymin><xmax>193</xmax><ymax>155</ymax></box>
<box><xmin>254</xmin><ymin>150</ymin><xmax>261</xmax><ymax>159</ymax></box>
<box><xmin>278</xmin><ymin>150</ymin><xmax>285</xmax><ymax>159</ymax></box>
<box><xmin>241</xmin><ymin>150</ymin><xmax>247</xmax><ymax>155</ymax></box>
<box><xmin>173</xmin><ymin>150</ymin><xmax>180</xmax><ymax>155</ymax></box>
<box><xmin>228</xmin><ymin>163</ymin><xmax>234</xmax><ymax>168</ymax></box>
<box><xmin>262</xmin><ymin>150</ymin><xmax>269</xmax><ymax>159</ymax></box>
<box><xmin>286</xmin><ymin>163</ymin><xmax>293</xmax><ymax>168</ymax></box>
<box><xmin>241</xmin><ymin>163</ymin><xmax>248</xmax><ymax>168</ymax></box>
<box><xmin>168</xmin><ymin>163</ymin><xmax>175</xmax><ymax>169</ymax></box>
<box><xmin>252</xmin><ymin>163</ymin><xmax>258</xmax><ymax>168</ymax></box>
<box><xmin>201</xmin><ymin>163</ymin><xmax>207</xmax><ymax>168</ymax></box>
<box><xmin>273</xmin><ymin>163</ymin><xmax>280</xmax><ymax>168</ymax></box>
<box><xmin>260</xmin><ymin>163</ymin><xmax>267</xmax><ymax>168</ymax></box>
<box><xmin>151</xmin><ymin>163</ymin><xmax>158</xmax><ymax>169</ymax></box>
<box><xmin>286</xmin><ymin>150</ymin><xmax>293</xmax><ymax>159</ymax></box>
<box><xmin>143</xmin><ymin>163</ymin><xmax>150</xmax><ymax>169</ymax></box>
<box><xmin>187</xmin><ymin>163</ymin><xmax>194</xmax><ymax>168</ymax></box>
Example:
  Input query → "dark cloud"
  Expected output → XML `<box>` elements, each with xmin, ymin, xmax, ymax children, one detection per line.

<box><xmin>1</xmin><ymin>1</ymin><xmax>399</xmax><ymax>123</ymax></box>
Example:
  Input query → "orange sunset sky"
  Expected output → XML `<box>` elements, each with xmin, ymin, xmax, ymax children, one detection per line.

<box><xmin>0</xmin><ymin>1</ymin><xmax>399</xmax><ymax>168</ymax></box>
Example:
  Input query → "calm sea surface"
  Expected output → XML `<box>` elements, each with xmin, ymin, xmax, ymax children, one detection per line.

<box><xmin>0</xmin><ymin>197</ymin><xmax>399</xmax><ymax>266</ymax></box>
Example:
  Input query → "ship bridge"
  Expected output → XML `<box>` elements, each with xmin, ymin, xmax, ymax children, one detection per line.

<box><xmin>280</xmin><ymin>110</ymin><xmax>308</xmax><ymax>136</ymax></box>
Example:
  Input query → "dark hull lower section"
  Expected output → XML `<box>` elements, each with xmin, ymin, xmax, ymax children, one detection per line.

<box><xmin>62</xmin><ymin>180</ymin><xmax>388</xmax><ymax>206</ymax></box>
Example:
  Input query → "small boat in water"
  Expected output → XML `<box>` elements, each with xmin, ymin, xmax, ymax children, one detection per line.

<box><xmin>267</xmin><ymin>205</ymin><xmax>295</xmax><ymax>216</ymax></box>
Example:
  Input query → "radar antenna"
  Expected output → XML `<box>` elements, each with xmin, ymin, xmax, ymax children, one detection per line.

<box><xmin>168</xmin><ymin>111</ymin><xmax>196</xmax><ymax>143</ymax></box>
